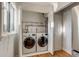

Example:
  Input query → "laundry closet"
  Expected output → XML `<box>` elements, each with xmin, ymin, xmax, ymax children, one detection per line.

<box><xmin>21</xmin><ymin>10</ymin><xmax>48</xmax><ymax>56</ymax></box>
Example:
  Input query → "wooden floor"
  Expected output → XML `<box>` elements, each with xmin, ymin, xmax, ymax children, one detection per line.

<box><xmin>32</xmin><ymin>50</ymin><xmax>71</xmax><ymax>57</ymax></box>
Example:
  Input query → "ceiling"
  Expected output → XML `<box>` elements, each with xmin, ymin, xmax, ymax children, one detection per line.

<box><xmin>16</xmin><ymin>2</ymin><xmax>52</xmax><ymax>7</ymax></box>
<box><xmin>16</xmin><ymin>2</ymin><xmax>55</xmax><ymax>13</ymax></box>
<box><xmin>16</xmin><ymin>2</ymin><xmax>73</xmax><ymax>13</ymax></box>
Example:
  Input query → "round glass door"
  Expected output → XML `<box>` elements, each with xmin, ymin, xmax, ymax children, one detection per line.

<box><xmin>38</xmin><ymin>36</ymin><xmax>48</xmax><ymax>47</ymax></box>
<box><xmin>24</xmin><ymin>37</ymin><xmax>35</xmax><ymax>49</ymax></box>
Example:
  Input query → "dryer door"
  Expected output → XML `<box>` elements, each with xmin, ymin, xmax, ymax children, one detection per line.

<box><xmin>38</xmin><ymin>36</ymin><xmax>48</xmax><ymax>47</ymax></box>
<box><xmin>24</xmin><ymin>37</ymin><xmax>35</xmax><ymax>49</ymax></box>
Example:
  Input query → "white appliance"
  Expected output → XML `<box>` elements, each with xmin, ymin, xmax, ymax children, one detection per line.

<box><xmin>37</xmin><ymin>33</ymin><xmax>48</xmax><ymax>52</ymax></box>
<box><xmin>22</xmin><ymin>33</ymin><xmax>36</xmax><ymax>54</ymax></box>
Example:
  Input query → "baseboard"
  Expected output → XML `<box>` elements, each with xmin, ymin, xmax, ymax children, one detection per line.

<box><xmin>49</xmin><ymin>51</ymin><xmax>54</xmax><ymax>55</ymax></box>
<box><xmin>22</xmin><ymin>51</ymin><xmax>49</xmax><ymax>57</ymax></box>
<box><xmin>32</xmin><ymin>51</ymin><xmax>49</xmax><ymax>56</ymax></box>
<box><xmin>54</xmin><ymin>49</ymin><xmax>62</xmax><ymax>51</ymax></box>
<box><xmin>63</xmin><ymin>49</ymin><xmax>72</xmax><ymax>55</ymax></box>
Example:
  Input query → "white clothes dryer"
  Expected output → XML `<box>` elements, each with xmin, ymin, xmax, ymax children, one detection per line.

<box><xmin>22</xmin><ymin>33</ymin><xmax>36</xmax><ymax>54</ymax></box>
<box><xmin>37</xmin><ymin>33</ymin><xmax>48</xmax><ymax>52</ymax></box>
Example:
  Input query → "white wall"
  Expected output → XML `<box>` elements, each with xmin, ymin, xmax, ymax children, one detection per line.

<box><xmin>17</xmin><ymin>6</ymin><xmax>23</xmax><ymax>57</ymax></box>
<box><xmin>54</xmin><ymin>12</ymin><xmax>63</xmax><ymax>51</ymax></box>
<box><xmin>48</xmin><ymin>6</ymin><xmax>54</xmax><ymax>53</ymax></box>
<box><xmin>22</xmin><ymin>10</ymin><xmax>47</xmax><ymax>33</ymax></box>
<box><xmin>72</xmin><ymin>5</ymin><xmax>79</xmax><ymax>51</ymax></box>
<box><xmin>0</xmin><ymin>34</ymin><xmax>16</xmax><ymax>57</ymax></box>
<box><xmin>22</xmin><ymin>11</ymin><xmax>46</xmax><ymax>23</ymax></box>
<box><xmin>63</xmin><ymin>9</ymin><xmax>72</xmax><ymax>55</ymax></box>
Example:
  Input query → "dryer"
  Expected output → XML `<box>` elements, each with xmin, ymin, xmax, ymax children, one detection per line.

<box><xmin>37</xmin><ymin>33</ymin><xmax>48</xmax><ymax>52</ymax></box>
<box><xmin>22</xmin><ymin>33</ymin><xmax>36</xmax><ymax>54</ymax></box>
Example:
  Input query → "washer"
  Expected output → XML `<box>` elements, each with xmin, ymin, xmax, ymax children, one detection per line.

<box><xmin>37</xmin><ymin>33</ymin><xmax>48</xmax><ymax>52</ymax></box>
<box><xmin>22</xmin><ymin>33</ymin><xmax>36</xmax><ymax>54</ymax></box>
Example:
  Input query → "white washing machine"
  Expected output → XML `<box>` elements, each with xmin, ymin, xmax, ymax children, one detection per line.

<box><xmin>37</xmin><ymin>33</ymin><xmax>48</xmax><ymax>52</ymax></box>
<box><xmin>22</xmin><ymin>33</ymin><xmax>36</xmax><ymax>54</ymax></box>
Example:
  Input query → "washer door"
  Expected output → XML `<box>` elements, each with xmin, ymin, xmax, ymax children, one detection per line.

<box><xmin>38</xmin><ymin>36</ymin><xmax>48</xmax><ymax>47</ymax></box>
<box><xmin>24</xmin><ymin>37</ymin><xmax>35</xmax><ymax>49</ymax></box>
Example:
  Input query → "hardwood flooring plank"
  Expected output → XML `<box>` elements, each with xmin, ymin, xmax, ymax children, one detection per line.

<box><xmin>32</xmin><ymin>50</ymin><xmax>71</xmax><ymax>57</ymax></box>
